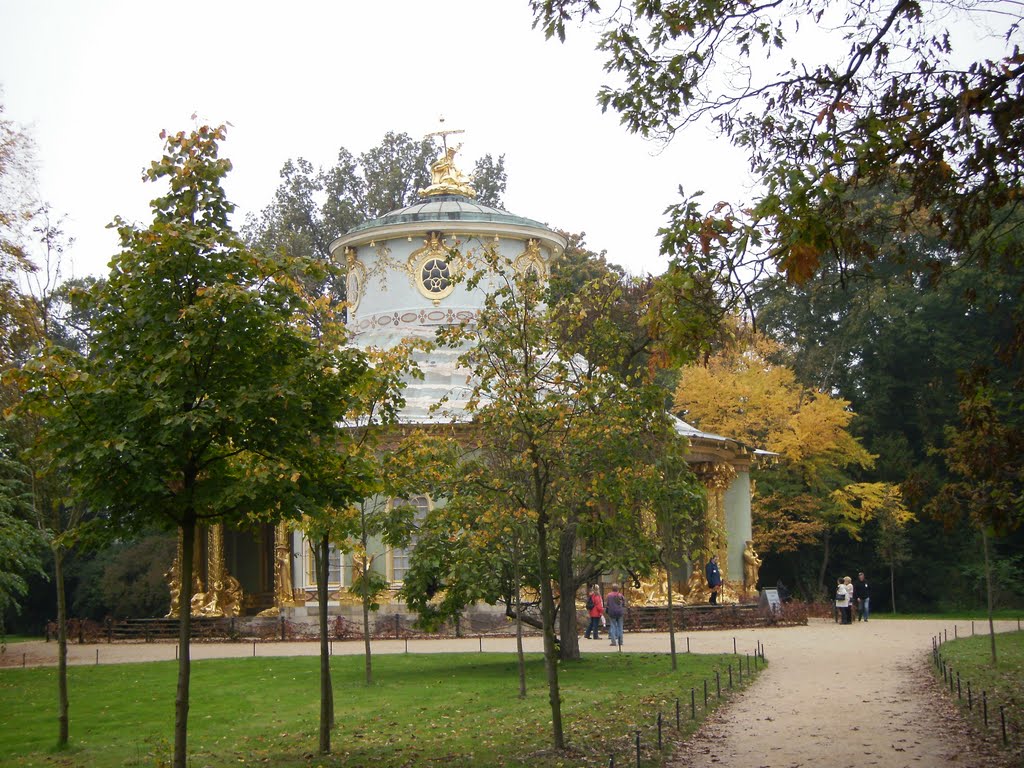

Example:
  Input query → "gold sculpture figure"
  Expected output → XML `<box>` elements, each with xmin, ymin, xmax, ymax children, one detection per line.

<box><xmin>165</xmin><ymin>559</ymin><xmax>181</xmax><ymax>618</ymax></box>
<box><xmin>188</xmin><ymin>575</ymin><xmax>207</xmax><ymax>614</ymax></box>
<box><xmin>217</xmin><ymin>575</ymin><xmax>244</xmax><ymax>617</ymax></box>
<box><xmin>742</xmin><ymin>540</ymin><xmax>762</xmax><ymax>596</ymax></box>
<box><xmin>419</xmin><ymin>128</ymin><xmax>476</xmax><ymax>197</ymax></box>
<box><xmin>274</xmin><ymin>526</ymin><xmax>295</xmax><ymax>604</ymax></box>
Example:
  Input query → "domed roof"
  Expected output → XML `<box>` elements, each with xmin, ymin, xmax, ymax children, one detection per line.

<box><xmin>330</xmin><ymin>142</ymin><xmax>566</xmax><ymax>255</ymax></box>
<box><xmin>346</xmin><ymin>194</ymin><xmax>549</xmax><ymax>234</ymax></box>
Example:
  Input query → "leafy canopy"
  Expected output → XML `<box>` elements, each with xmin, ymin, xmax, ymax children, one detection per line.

<box><xmin>532</xmin><ymin>0</ymin><xmax>1022</xmax><ymax>287</ymax></box>
<box><xmin>19</xmin><ymin>125</ymin><xmax>370</xmax><ymax>535</ymax></box>
<box><xmin>674</xmin><ymin>330</ymin><xmax>901</xmax><ymax>554</ymax></box>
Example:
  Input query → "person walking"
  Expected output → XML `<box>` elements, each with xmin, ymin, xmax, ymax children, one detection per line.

<box><xmin>604</xmin><ymin>583</ymin><xmax>626</xmax><ymax>647</ymax></box>
<box><xmin>853</xmin><ymin>571</ymin><xmax>871</xmax><ymax>621</ymax></box>
<box><xmin>583</xmin><ymin>584</ymin><xmax>604</xmax><ymax>639</ymax></box>
<box><xmin>706</xmin><ymin>554</ymin><xmax>722</xmax><ymax>605</ymax></box>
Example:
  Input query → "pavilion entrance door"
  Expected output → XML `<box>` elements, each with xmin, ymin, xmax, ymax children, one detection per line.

<box><xmin>224</xmin><ymin>523</ymin><xmax>275</xmax><ymax>615</ymax></box>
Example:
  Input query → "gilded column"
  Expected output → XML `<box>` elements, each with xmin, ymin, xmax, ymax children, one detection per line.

<box><xmin>684</xmin><ymin>462</ymin><xmax>737</xmax><ymax>603</ymax></box>
<box><xmin>164</xmin><ymin>529</ymin><xmax>184</xmax><ymax>618</ymax></box>
<box><xmin>258</xmin><ymin>523</ymin><xmax>298</xmax><ymax>617</ymax></box>
<box><xmin>208</xmin><ymin>524</ymin><xmax>225</xmax><ymax>590</ymax></box>
<box><xmin>275</xmin><ymin>523</ymin><xmax>296</xmax><ymax>605</ymax></box>
<box><xmin>705</xmin><ymin>463</ymin><xmax>734</xmax><ymax>579</ymax></box>
<box><xmin>193</xmin><ymin>523</ymin><xmax>243</xmax><ymax>618</ymax></box>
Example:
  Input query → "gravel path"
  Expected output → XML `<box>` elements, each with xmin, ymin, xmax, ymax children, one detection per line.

<box><xmin>668</xmin><ymin>618</ymin><xmax>1020</xmax><ymax>768</ymax></box>
<box><xmin>3</xmin><ymin>617</ymin><xmax>1019</xmax><ymax>766</ymax></box>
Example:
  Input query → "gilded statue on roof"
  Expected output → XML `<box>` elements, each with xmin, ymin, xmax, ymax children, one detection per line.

<box><xmin>419</xmin><ymin>130</ymin><xmax>476</xmax><ymax>197</ymax></box>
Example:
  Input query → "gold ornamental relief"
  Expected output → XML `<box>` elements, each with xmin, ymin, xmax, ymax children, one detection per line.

<box><xmin>345</xmin><ymin>249</ymin><xmax>367</xmax><ymax>314</ymax></box>
<box><xmin>513</xmin><ymin>239</ymin><xmax>547</xmax><ymax>280</ymax></box>
<box><xmin>695</xmin><ymin>461</ymin><xmax>736</xmax><ymax>492</ymax></box>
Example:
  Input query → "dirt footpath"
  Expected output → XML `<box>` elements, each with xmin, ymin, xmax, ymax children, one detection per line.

<box><xmin>3</xmin><ymin>617</ymin><xmax>1019</xmax><ymax>766</ymax></box>
<box><xmin>668</xmin><ymin>618</ymin><xmax>1019</xmax><ymax>768</ymax></box>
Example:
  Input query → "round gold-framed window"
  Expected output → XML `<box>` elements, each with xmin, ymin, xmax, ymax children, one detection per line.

<box><xmin>407</xmin><ymin>233</ymin><xmax>459</xmax><ymax>301</ymax></box>
<box><xmin>419</xmin><ymin>256</ymin><xmax>454</xmax><ymax>298</ymax></box>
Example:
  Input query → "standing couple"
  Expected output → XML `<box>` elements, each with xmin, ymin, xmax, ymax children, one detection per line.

<box><xmin>835</xmin><ymin>572</ymin><xmax>871</xmax><ymax>623</ymax></box>
<box><xmin>584</xmin><ymin>583</ymin><xmax>626</xmax><ymax>647</ymax></box>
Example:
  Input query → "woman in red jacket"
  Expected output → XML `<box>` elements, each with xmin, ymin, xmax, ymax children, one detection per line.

<box><xmin>584</xmin><ymin>584</ymin><xmax>604</xmax><ymax>640</ymax></box>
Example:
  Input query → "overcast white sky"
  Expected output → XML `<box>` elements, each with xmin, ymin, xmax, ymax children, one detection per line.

<box><xmin>0</xmin><ymin>0</ymin><xmax>750</xmax><ymax>280</ymax></box>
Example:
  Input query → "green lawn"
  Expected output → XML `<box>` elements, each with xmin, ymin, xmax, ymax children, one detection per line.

<box><xmin>1</xmin><ymin>635</ymin><xmax>40</xmax><ymax>645</ymax></box>
<box><xmin>875</xmin><ymin>610</ymin><xmax>1024</xmax><ymax>622</ymax></box>
<box><xmin>934</xmin><ymin>630</ymin><xmax>1023</xmax><ymax>751</ymax></box>
<box><xmin>0</xmin><ymin>650</ymin><xmax>758</xmax><ymax>767</ymax></box>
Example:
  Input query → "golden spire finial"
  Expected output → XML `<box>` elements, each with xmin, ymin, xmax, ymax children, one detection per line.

<box><xmin>419</xmin><ymin>117</ymin><xmax>476</xmax><ymax>198</ymax></box>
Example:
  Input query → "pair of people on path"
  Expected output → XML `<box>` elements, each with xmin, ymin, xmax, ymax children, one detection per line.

<box><xmin>835</xmin><ymin>576</ymin><xmax>854</xmax><ymax>623</ymax></box>
<box><xmin>584</xmin><ymin>583</ymin><xmax>626</xmax><ymax>646</ymax></box>
<box><xmin>834</xmin><ymin>572</ymin><xmax>871</xmax><ymax>623</ymax></box>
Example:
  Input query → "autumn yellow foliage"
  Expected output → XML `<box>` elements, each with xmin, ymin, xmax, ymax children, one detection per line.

<box><xmin>674</xmin><ymin>331</ymin><xmax>908</xmax><ymax>558</ymax></box>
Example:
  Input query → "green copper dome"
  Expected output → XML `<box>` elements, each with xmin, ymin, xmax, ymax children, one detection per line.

<box><xmin>346</xmin><ymin>194</ymin><xmax>549</xmax><ymax>234</ymax></box>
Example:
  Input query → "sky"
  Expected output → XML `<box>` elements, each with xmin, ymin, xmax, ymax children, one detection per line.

<box><xmin>0</xmin><ymin>0</ymin><xmax>750</xmax><ymax>281</ymax></box>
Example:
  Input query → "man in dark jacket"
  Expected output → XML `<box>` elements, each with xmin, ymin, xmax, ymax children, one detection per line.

<box><xmin>705</xmin><ymin>555</ymin><xmax>722</xmax><ymax>605</ymax></box>
<box><xmin>853</xmin><ymin>571</ymin><xmax>870</xmax><ymax>621</ymax></box>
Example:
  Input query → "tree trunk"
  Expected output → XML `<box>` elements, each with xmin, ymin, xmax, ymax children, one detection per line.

<box><xmin>360</xmin><ymin>512</ymin><xmax>373</xmax><ymax>686</ymax></box>
<box><xmin>513</xmin><ymin>543</ymin><xmax>526</xmax><ymax>698</ymax></box>
<box><xmin>316</xmin><ymin>536</ymin><xmax>333</xmax><ymax>753</ymax></box>
<box><xmin>55</xmin><ymin>546</ymin><xmax>69</xmax><ymax>748</ymax></box>
<box><xmin>361</xmin><ymin>566</ymin><xmax>373</xmax><ymax>686</ymax></box>
<box><xmin>557</xmin><ymin>523</ymin><xmax>579</xmax><ymax>661</ymax></box>
<box><xmin>666</xmin><ymin>556</ymin><xmax>677</xmax><ymax>671</ymax></box>
<box><xmin>536</xmin><ymin>512</ymin><xmax>565</xmax><ymax>750</ymax></box>
<box><xmin>817</xmin><ymin>530</ymin><xmax>832</xmax><ymax>595</ymax></box>
<box><xmin>981</xmin><ymin>527</ymin><xmax>997</xmax><ymax>666</ymax></box>
<box><xmin>173</xmin><ymin>518</ymin><xmax>196</xmax><ymax>768</ymax></box>
<box><xmin>889</xmin><ymin>562</ymin><xmax>896</xmax><ymax>614</ymax></box>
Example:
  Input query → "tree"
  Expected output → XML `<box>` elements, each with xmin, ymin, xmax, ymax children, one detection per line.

<box><xmin>360</xmin><ymin>132</ymin><xmax>434</xmax><ymax>219</ymax></box>
<box><xmin>754</xmin><ymin>242</ymin><xmax>1018</xmax><ymax>493</ymax></box>
<box><xmin>345</xmin><ymin>430</ymin><xmax>457</xmax><ymax>685</ymax></box>
<box><xmin>531</xmin><ymin>0</ymin><xmax>1022</xmax><ymax>288</ymax></box>
<box><xmin>875</xmin><ymin>501</ymin><xmax>912</xmax><ymax>614</ymax></box>
<box><xmin>750</xmin><ymin>219</ymin><xmax>1023</xmax><ymax>605</ymax></box>
<box><xmin>0</xmin><ymin>103</ymin><xmax>90</xmax><ymax>749</ymax></box>
<box><xmin>0</xmin><ymin>97</ymin><xmax>36</xmax><ymax>272</ymax></box>
<box><xmin>402</xmin><ymin>453</ymin><xmax>539</xmax><ymax>695</ymax></box>
<box><xmin>413</xmin><ymin>247</ymin><xmax>677</xmax><ymax>750</ymax></box>
<box><xmin>470</xmin><ymin>153</ymin><xmax>508</xmax><ymax>209</ymax></box>
<box><xmin>647</xmin><ymin>447</ymin><xmax>704</xmax><ymax>669</ymax></box>
<box><xmin>296</xmin><ymin>341</ymin><xmax>424</xmax><ymax>753</ymax></box>
<box><xmin>0</xmin><ymin>431</ymin><xmax>45</xmax><ymax>643</ymax></box>
<box><xmin>244</xmin><ymin>133</ymin><xmax>509</xmax><ymax>273</ymax></box>
<box><xmin>531</xmin><ymin>5</ymin><xmax>1024</xmax><ymax>546</ymax></box>
<box><xmin>17</xmin><ymin>126</ymin><xmax>371</xmax><ymax>768</ymax></box>
<box><xmin>927</xmin><ymin>373</ymin><xmax>1024</xmax><ymax>663</ymax></box>
<box><xmin>0</xmin><ymin>101</ymin><xmax>45</xmax><ymax>640</ymax></box>
<box><xmin>675</xmin><ymin>330</ymin><xmax>904</xmax><ymax>591</ymax></box>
